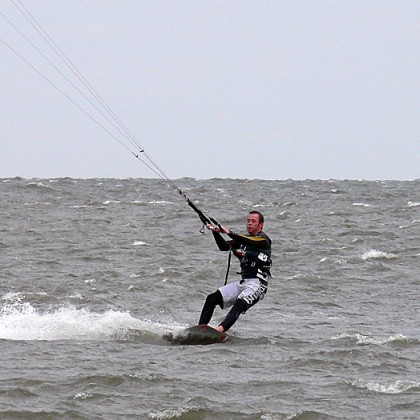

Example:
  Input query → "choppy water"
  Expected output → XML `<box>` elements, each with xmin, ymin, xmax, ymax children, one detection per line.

<box><xmin>1</xmin><ymin>177</ymin><xmax>419</xmax><ymax>419</ymax></box>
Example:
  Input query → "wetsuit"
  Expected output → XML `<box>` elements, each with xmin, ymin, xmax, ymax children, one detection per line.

<box><xmin>198</xmin><ymin>229</ymin><xmax>272</xmax><ymax>331</ymax></box>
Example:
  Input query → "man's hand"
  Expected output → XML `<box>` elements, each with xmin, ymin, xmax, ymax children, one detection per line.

<box><xmin>219</xmin><ymin>224</ymin><xmax>230</xmax><ymax>234</ymax></box>
<box><xmin>206</xmin><ymin>223</ymin><xmax>230</xmax><ymax>234</ymax></box>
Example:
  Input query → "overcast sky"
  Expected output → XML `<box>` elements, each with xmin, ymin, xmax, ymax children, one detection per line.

<box><xmin>1</xmin><ymin>1</ymin><xmax>419</xmax><ymax>180</ymax></box>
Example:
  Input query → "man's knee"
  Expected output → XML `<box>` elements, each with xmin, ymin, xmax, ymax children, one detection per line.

<box><xmin>205</xmin><ymin>290</ymin><xmax>223</xmax><ymax>308</ymax></box>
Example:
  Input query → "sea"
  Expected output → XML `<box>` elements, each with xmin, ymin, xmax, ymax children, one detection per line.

<box><xmin>0</xmin><ymin>177</ymin><xmax>419</xmax><ymax>419</ymax></box>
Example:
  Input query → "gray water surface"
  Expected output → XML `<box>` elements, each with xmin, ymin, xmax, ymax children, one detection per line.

<box><xmin>1</xmin><ymin>177</ymin><xmax>419</xmax><ymax>419</ymax></box>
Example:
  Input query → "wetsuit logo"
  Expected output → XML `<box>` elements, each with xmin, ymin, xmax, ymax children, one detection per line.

<box><xmin>242</xmin><ymin>282</ymin><xmax>268</xmax><ymax>307</ymax></box>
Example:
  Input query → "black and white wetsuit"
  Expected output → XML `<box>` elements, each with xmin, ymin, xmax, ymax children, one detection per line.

<box><xmin>213</xmin><ymin>229</ymin><xmax>272</xmax><ymax>281</ymax></box>
<box><xmin>199</xmin><ymin>229</ymin><xmax>272</xmax><ymax>331</ymax></box>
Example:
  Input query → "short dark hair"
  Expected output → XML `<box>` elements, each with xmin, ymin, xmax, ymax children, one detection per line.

<box><xmin>249</xmin><ymin>210</ymin><xmax>264</xmax><ymax>224</ymax></box>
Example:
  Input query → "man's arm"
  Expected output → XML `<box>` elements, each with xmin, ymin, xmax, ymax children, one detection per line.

<box><xmin>227</xmin><ymin>231</ymin><xmax>271</xmax><ymax>249</ymax></box>
<box><xmin>212</xmin><ymin>231</ymin><xmax>235</xmax><ymax>251</ymax></box>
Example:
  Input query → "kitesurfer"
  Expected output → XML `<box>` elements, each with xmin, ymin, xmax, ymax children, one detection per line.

<box><xmin>198</xmin><ymin>211</ymin><xmax>272</xmax><ymax>332</ymax></box>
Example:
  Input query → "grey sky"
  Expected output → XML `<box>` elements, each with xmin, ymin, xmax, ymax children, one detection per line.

<box><xmin>1</xmin><ymin>1</ymin><xmax>419</xmax><ymax>180</ymax></box>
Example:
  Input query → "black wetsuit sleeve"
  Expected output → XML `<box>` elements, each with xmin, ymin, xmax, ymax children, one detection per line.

<box><xmin>212</xmin><ymin>231</ymin><xmax>236</xmax><ymax>251</ymax></box>
<box><xmin>227</xmin><ymin>231</ymin><xmax>271</xmax><ymax>250</ymax></box>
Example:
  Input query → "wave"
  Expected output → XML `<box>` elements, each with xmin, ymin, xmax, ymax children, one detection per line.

<box><xmin>352</xmin><ymin>202</ymin><xmax>372</xmax><ymax>207</ymax></box>
<box><xmin>26</xmin><ymin>181</ymin><xmax>56</xmax><ymax>191</ymax></box>
<box><xmin>350</xmin><ymin>378</ymin><xmax>420</xmax><ymax>394</ymax></box>
<box><xmin>361</xmin><ymin>249</ymin><xmax>397</xmax><ymax>260</ymax></box>
<box><xmin>133</xmin><ymin>240</ymin><xmax>150</xmax><ymax>246</ymax></box>
<box><xmin>102</xmin><ymin>200</ymin><xmax>121</xmax><ymax>205</ymax></box>
<box><xmin>332</xmin><ymin>332</ymin><xmax>414</xmax><ymax>346</ymax></box>
<box><xmin>148</xmin><ymin>200</ymin><xmax>174</xmax><ymax>205</ymax></box>
<box><xmin>407</xmin><ymin>201</ymin><xmax>420</xmax><ymax>207</ymax></box>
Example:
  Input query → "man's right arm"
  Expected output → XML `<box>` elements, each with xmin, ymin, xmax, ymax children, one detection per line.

<box><xmin>212</xmin><ymin>231</ymin><xmax>235</xmax><ymax>251</ymax></box>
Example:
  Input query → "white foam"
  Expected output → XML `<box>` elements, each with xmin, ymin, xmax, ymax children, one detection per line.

<box><xmin>252</xmin><ymin>203</ymin><xmax>272</xmax><ymax>208</ymax></box>
<box><xmin>148</xmin><ymin>407</ymin><xmax>190</xmax><ymax>419</ymax></box>
<box><xmin>148</xmin><ymin>200</ymin><xmax>173</xmax><ymax>205</ymax></box>
<box><xmin>1</xmin><ymin>292</ymin><xmax>25</xmax><ymax>302</ymax></box>
<box><xmin>133</xmin><ymin>240</ymin><xmax>150</xmax><ymax>246</ymax></box>
<box><xmin>27</xmin><ymin>182</ymin><xmax>51</xmax><ymax>189</ymax></box>
<box><xmin>352</xmin><ymin>202</ymin><xmax>371</xmax><ymax>207</ymax></box>
<box><xmin>73</xmin><ymin>392</ymin><xmax>93</xmax><ymax>400</ymax></box>
<box><xmin>351</xmin><ymin>379</ymin><xmax>420</xmax><ymax>394</ymax></box>
<box><xmin>332</xmin><ymin>332</ymin><xmax>408</xmax><ymax>345</ymax></box>
<box><xmin>84</xmin><ymin>278</ymin><xmax>96</xmax><ymax>284</ymax></box>
<box><xmin>407</xmin><ymin>201</ymin><xmax>420</xmax><ymax>207</ymax></box>
<box><xmin>102</xmin><ymin>200</ymin><xmax>121</xmax><ymax>205</ymax></box>
<box><xmin>361</xmin><ymin>249</ymin><xmax>397</xmax><ymax>260</ymax></box>
<box><xmin>0</xmin><ymin>301</ymin><xmax>183</xmax><ymax>341</ymax></box>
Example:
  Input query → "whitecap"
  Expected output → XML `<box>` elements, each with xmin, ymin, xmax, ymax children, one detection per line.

<box><xmin>361</xmin><ymin>249</ymin><xmax>397</xmax><ymax>260</ymax></box>
<box><xmin>102</xmin><ymin>200</ymin><xmax>121</xmax><ymax>205</ymax></box>
<box><xmin>332</xmin><ymin>332</ymin><xmax>409</xmax><ymax>345</ymax></box>
<box><xmin>332</xmin><ymin>333</ymin><xmax>382</xmax><ymax>344</ymax></box>
<box><xmin>352</xmin><ymin>202</ymin><xmax>371</xmax><ymax>207</ymax></box>
<box><xmin>148</xmin><ymin>200</ymin><xmax>173</xmax><ymax>205</ymax></box>
<box><xmin>351</xmin><ymin>379</ymin><xmax>420</xmax><ymax>394</ymax></box>
<box><xmin>73</xmin><ymin>392</ymin><xmax>93</xmax><ymax>400</ymax></box>
<box><xmin>133</xmin><ymin>240</ymin><xmax>150</xmax><ymax>246</ymax></box>
<box><xmin>1</xmin><ymin>292</ymin><xmax>24</xmax><ymax>302</ymax></box>
<box><xmin>407</xmin><ymin>201</ymin><xmax>420</xmax><ymax>207</ymax></box>
<box><xmin>27</xmin><ymin>182</ymin><xmax>52</xmax><ymax>189</ymax></box>
<box><xmin>252</xmin><ymin>203</ymin><xmax>273</xmax><ymax>208</ymax></box>
<box><xmin>286</xmin><ymin>274</ymin><xmax>302</xmax><ymax>280</ymax></box>
<box><xmin>148</xmin><ymin>407</ymin><xmax>190</xmax><ymax>419</ymax></box>
<box><xmin>68</xmin><ymin>293</ymin><xmax>84</xmax><ymax>300</ymax></box>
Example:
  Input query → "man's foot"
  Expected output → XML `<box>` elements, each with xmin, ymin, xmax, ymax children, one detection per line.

<box><xmin>215</xmin><ymin>325</ymin><xmax>224</xmax><ymax>333</ymax></box>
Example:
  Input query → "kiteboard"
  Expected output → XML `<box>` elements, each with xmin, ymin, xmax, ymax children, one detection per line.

<box><xmin>165</xmin><ymin>324</ymin><xmax>228</xmax><ymax>345</ymax></box>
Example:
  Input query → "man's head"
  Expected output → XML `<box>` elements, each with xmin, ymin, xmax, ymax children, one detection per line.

<box><xmin>246</xmin><ymin>211</ymin><xmax>264</xmax><ymax>235</ymax></box>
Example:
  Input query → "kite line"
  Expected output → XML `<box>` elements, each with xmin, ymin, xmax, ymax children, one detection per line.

<box><xmin>1</xmin><ymin>0</ymin><xmax>219</xmax><ymax>230</ymax></box>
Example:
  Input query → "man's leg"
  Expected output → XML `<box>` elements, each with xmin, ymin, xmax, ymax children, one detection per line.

<box><xmin>218</xmin><ymin>299</ymin><xmax>248</xmax><ymax>332</ymax></box>
<box><xmin>198</xmin><ymin>290</ymin><xmax>223</xmax><ymax>325</ymax></box>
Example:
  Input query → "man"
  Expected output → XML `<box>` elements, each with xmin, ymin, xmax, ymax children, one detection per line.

<box><xmin>198</xmin><ymin>211</ymin><xmax>272</xmax><ymax>332</ymax></box>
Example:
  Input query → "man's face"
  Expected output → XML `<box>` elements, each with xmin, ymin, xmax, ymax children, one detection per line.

<box><xmin>246</xmin><ymin>213</ymin><xmax>263</xmax><ymax>235</ymax></box>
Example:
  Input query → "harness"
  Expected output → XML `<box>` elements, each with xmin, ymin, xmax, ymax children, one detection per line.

<box><xmin>224</xmin><ymin>237</ymin><xmax>272</xmax><ymax>285</ymax></box>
